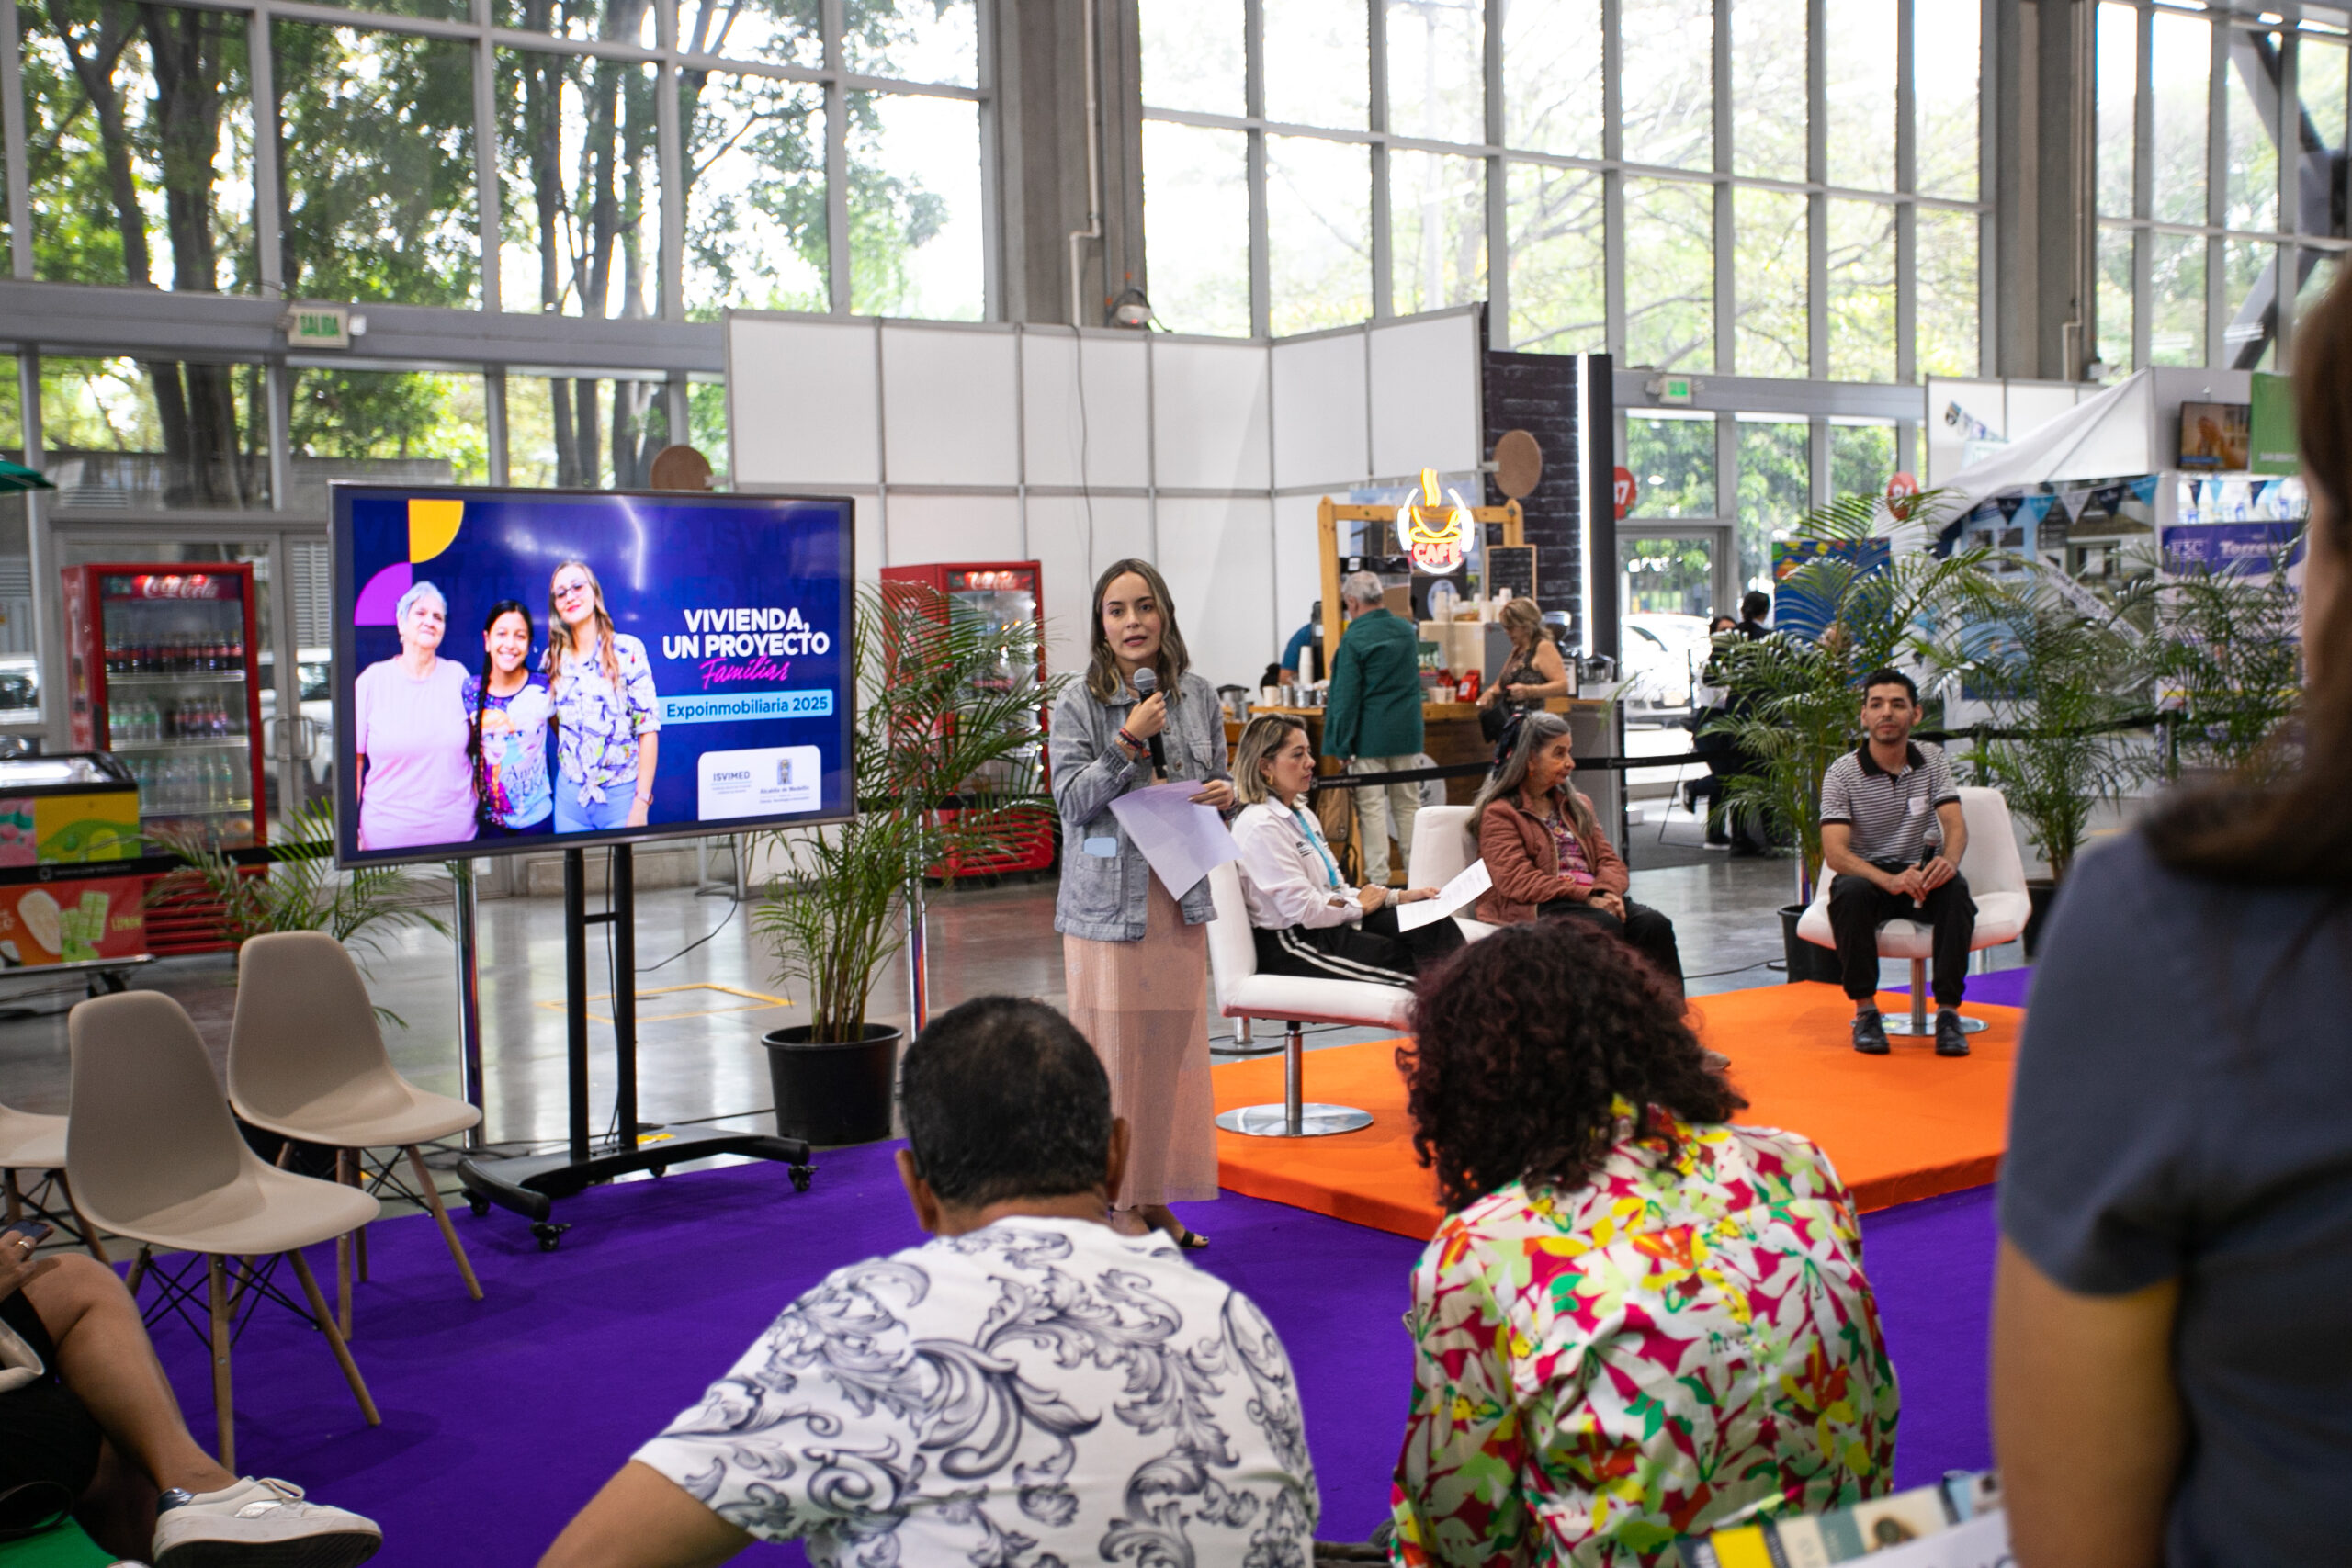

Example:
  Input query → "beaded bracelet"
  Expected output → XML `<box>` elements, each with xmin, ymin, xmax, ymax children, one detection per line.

<box><xmin>1115</xmin><ymin>727</ymin><xmax>1146</xmax><ymax>757</ymax></box>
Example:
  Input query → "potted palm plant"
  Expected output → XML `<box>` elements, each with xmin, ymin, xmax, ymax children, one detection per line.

<box><xmin>1929</xmin><ymin>567</ymin><xmax>2153</xmax><ymax>953</ymax></box>
<box><xmin>752</xmin><ymin>581</ymin><xmax>1068</xmax><ymax>1145</ymax></box>
<box><xmin>149</xmin><ymin>797</ymin><xmax>451</xmax><ymax>1025</ymax></box>
<box><xmin>2118</xmin><ymin>539</ymin><xmax>2304</xmax><ymax>783</ymax></box>
<box><xmin>1705</xmin><ymin>491</ymin><xmax>1994</xmax><ymax>983</ymax></box>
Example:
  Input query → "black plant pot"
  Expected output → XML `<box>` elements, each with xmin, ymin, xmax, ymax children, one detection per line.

<box><xmin>763</xmin><ymin>1023</ymin><xmax>903</xmax><ymax>1145</ymax></box>
<box><xmin>2023</xmin><ymin>877</ymin><xmax>2059</xmax><ymax>960</ymax></box>
<box><xmin>1780</xmin><ymin>903</ymin><xmax>1844</xmax><ymax>987</ymax></box>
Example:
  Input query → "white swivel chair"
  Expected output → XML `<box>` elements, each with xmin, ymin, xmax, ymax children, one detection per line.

<box><xmin>1406</xmin><ymin>805</ymin><xmax>1500</xmax><ymax>942</ymax></box>
<box><xmin>1204</xmin><ymin>863</ymin><xmax>1408</xmax><ymax>1138</ymax></box>
<box><xmin>1796</xmin><ymin>784</ymin><xmax>2032</xmax><ymax>1036</ymax></box>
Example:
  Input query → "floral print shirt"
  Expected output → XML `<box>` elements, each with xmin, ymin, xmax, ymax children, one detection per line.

<box><xmin>1389</xmin><ymin>1103</ymin><xmax>1898</xmax><ymax>1567</ymax></box>
<box><xmin>549</xmin><ymin>632</ymin><xmax>661</xmax><ymax>807</ymax></box>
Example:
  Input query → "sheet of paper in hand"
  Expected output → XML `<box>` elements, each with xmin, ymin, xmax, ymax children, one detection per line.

<box><xmin>1108</xmin><ymin>782</ymin><xmax>1240</xmax><ymax>895</ymax></box>
<box><xmin>1396</xmin><ymin>857</ymin><xmax>1492</xmax><ymax>931</ymax></box>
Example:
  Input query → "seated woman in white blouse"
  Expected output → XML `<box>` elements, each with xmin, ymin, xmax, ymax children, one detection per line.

<box><xmin>1229</xmin><ymin>714</ymin><xmax>1466</xmax><ymax>988</ymax></box>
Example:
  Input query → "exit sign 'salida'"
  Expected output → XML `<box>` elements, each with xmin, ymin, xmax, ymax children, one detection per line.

<box><xmin>281</xmin><ymin>303</ymin><xmax>351</xmax><ymax>348</ymax></box>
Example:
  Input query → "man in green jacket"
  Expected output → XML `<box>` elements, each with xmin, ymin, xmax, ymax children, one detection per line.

<box><xmin>1323</xmin><ymin>570</ymin><xmax>1425</xmax><ymax>886</ymax></box>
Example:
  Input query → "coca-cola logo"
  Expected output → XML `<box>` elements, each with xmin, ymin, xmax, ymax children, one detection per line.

<box><xmin>128</xmin><ymin>574</ymin><xmax>224</xmax><ymax>601</ymax></box>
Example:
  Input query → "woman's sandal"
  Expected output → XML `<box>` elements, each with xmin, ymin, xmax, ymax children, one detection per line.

<box><xmin>1170</xmin><ymin>1225</ymin><xmax>1210</xmax><ymax>1251</ymax></box>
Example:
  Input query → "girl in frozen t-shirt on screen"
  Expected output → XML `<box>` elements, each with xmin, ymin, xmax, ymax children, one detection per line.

<box><xmin>464</xmin><ymin>599</ymin><xmax>554</xmax><ymax>838</ymax></box>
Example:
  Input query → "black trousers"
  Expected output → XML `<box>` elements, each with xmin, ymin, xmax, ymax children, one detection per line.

<box><xmin>1828</xmin><ymin>863</ymin><xmax>1976</xmax><ymax>1007</ymax></box>
<box><xmin>0</xmin><ymin>1287</ymin><xmax>102</xmax><ymax>1498</ymax></box>
<box><xmin>1538</xmin><ymin>897</ymin><xmax>1685</xmax><ymax>992</ymax></box>
<box><xmin>1254</xmin><ymin>903</ymin><xmax>1466</xmax><ymax>988</ymax></box>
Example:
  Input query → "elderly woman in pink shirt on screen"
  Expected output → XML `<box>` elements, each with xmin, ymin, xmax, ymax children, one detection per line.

<box><xmin>355</xmin><ymin>580</ymin><xmax>479</xmax><ymax>851</ymax></box>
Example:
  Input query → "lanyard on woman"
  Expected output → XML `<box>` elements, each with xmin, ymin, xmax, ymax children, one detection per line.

<box><xmin>1289</xmin><ymin>803</ymin><xmax>1341</xmax><ymax>890</ymax></box>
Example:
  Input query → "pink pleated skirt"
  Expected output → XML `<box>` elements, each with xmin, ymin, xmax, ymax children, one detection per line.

<box><xmin>1062</xmin><ymin>873</ymin><xmax>1219</xmax><ymax>1207</ymax></box>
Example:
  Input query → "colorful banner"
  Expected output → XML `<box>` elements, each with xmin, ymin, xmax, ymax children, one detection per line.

<box><xmin>0</xmin><ymin>878</ymin><xmax>145</xmax><ymax>967</ymax></box>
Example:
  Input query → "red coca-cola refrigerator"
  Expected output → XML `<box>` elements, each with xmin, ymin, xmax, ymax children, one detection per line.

<box><xmin>878</xmin><ymin>560</ymin><xmax>1055</xmax><ymax>876</ymax></box>
<box><xmin>62</xmin><ymin>563</ymin><xmax>269</xmax><ymax>869</ymax></box>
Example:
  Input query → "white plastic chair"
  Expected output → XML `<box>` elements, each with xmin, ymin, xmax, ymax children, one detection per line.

<box><xmin>1797</xmin><ymin>784</ymin><xmax>2033</xmax><ymax>1036</ymax></box>
<box><xmin>228</xmin><ymin>931</ymin><xmax>484</xmax><ymax>1337</ymax></box>
<box><xmin>0</xmin><ymin>1100</ymin><xmax>108</xmax><ymax>1261</ymax></box>
<box><xmin>1406</xmin><ymin>805</ymin><xmax>1501</xmax><ymax>942</ymax></box>
<box><xmin>66</xmin><ymin>991</ymin><xmax>381</xmax><ymax>1471</ymax></box>
<box><xmin>1204</xmin><ymin>863</ymin><xmax>1408</xmax><ymax>1138</ymax></box>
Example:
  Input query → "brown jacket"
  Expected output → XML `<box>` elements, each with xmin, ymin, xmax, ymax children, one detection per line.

<box><xmin>1475</xmin><ymin>794</ymin><xmax>1630</xmax><ymax>924</ymax></box>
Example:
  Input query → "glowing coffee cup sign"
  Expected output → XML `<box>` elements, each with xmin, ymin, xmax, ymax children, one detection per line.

<box><xmin>1396</xmin><ymin>468</ymin><xmax>1473</xmax><ymax>574</ymax></box>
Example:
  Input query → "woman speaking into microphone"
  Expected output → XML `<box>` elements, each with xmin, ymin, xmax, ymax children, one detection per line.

<box><xmin>1049</xmin><ymin>558</ymin><xmax>1233</xmax><ymax>1248</ymax></box>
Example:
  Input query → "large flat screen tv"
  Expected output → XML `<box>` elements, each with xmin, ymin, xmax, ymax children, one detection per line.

<box><xmin>331</xmin><ymin>484</ymin><xmax>855</xmax><ymax>867</ymax></box>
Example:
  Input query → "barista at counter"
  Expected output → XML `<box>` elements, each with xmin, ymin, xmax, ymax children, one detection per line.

<box><xmin>1476</xmin><ymin>598</ymin><xmax>1572</xmax><ymax>718</ymax></box>
<box><xmin>1276</xmin><ymin>602</ymin><xmax>1325</xmax><ymax>684</ymax></box>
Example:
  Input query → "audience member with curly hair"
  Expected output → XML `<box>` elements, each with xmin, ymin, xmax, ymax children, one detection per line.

<box><xmin>1387</xmin><ymin>920</ymin><xmax>1899</xmax><ymax>1565</ymax></box>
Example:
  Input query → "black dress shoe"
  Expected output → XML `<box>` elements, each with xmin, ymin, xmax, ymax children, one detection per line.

<box><xmin>1936</xmin><ymin>1010</ymin><xmax>1970</xmax><ymax>1056</ymax></box>
<box><xmin>1852</xmin><ymin>1010</ymin><xmax>1890</xmax><ymax>1055</ymax></box>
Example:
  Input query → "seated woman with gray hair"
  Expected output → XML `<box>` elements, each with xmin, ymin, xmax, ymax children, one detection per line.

<box><xmin>1473</xmin><ymin>710</ymin><xmax>1682</xmax><ymax>991</ymax></box>
<box><xmin>1228</xmin><ymin>713</ymin><xmax>1464</xmax><ymax>988</ymax></box>
<box><xmin>354</xmin><ymin>579</ymin><xmax>479</xmax><ymax>852</ymax></box>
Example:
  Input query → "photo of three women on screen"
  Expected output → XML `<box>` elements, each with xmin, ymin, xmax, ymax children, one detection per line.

<box><xmin>353</xmin><ymin>558</ymin><xmax>662</xmax><ymax>853</ymax></box>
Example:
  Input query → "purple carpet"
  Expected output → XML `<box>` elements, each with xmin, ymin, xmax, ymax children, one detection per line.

<box><xmin>139</xmin><ymin>1152</ymin><xmax>1995</xmax><ymax>1564</ymax></box>
<box><xmin>1897</xmin><ymin>964</ymin><xmax>2033</xmax><ymax>1010</ymax></box>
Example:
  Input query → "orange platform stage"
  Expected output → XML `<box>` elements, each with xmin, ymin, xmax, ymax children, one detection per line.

<box><xmin>1211</xmin><ymin>980</ymin><xmax>2019</xmax><ymax>1242</ymax></box>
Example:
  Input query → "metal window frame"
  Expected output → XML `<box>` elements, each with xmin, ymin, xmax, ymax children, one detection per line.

<box><xmin>2093</xmin><ymin>1</ymin><xmax>2352</xmax><ymax>373</ymax></box>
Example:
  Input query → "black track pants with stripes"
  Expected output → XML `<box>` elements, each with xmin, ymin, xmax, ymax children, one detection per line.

<box><xmin>1251</xmin><ymin>903</ymin><xmax>1466</xmax><ymax>989</ymax></box>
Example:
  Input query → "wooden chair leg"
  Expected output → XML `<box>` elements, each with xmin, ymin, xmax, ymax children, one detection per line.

<box><xmin>4</xmin><ymin>1168</ymin><xmax>19</xmax><ymax>1225</ymax></box>
<box><xmin>52</xmin><ymin>1171</ymin><xmax>107</xmax><ymax>1266</ymax></box>
<box><xmin>287</xmin><ymin>1247</ymin><xmax>379</xmax><ymax>1427</ymax></box>
<box><xmin>126</xmin><ymin>1244</ymin><xmax>152</xmax><ymax>1297</ymax></box>
<box><xmin>207</xmin><ymin>1253</ymin><xmax>234</xmax><ymax>1473</ymax></box>
<box><xmin>405</xmin><ymin>1145</ymin><xmax>481</xmax><ymax>1302</ymax></box>
<box><xmin>334</xmin><ymin>1148</ymin><xmax>354</xmax><ymax>1339</ymax></box>
<box><xmin>350</xmin><ymin>1150</ymin><xmax>369</xmax><ymax>1282</ymax></box>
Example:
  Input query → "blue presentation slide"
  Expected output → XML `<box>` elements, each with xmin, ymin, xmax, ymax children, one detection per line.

<box><xmin>332</xmin><ymin>486</ymin><xmax>854</xmax><ymax>865</ymax></box>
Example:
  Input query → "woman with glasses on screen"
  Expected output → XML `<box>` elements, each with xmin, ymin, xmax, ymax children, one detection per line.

<box><xmin>353</xmin><ymin>579</ymin><xmax>478</xmax><ymax>852</ymax></box>
<box><xmin>466</xmin><ymin>599</ymin><xmax>555</xmax><ymax>839</ymax></box>
<box><xmin>546</xmin><ymin>560</ymin><xmax>662</xmax><ymax>831</ymax></box>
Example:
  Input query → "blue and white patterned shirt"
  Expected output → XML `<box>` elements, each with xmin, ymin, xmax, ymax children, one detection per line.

<box><xmin>634</xmin><ymin>1216</ymin><xmax>1319</xmax><ymax>1568</ymax></box>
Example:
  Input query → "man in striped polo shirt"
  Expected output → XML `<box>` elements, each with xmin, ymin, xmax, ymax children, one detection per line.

<box><xmin>1819</xmin><ymin>669</ymin><xmax>1976</xmax><ymax>1057</ymax></box>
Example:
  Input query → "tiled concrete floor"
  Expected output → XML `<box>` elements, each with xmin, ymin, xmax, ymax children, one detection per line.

<box><xmin>0</xmin><ymin>804</ymin><xmax>2019</xmax><ymax>1154</ymax></box>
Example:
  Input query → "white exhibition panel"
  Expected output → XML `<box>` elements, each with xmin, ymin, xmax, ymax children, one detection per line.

<box><xmin>1024</xmin><ymin>495</ymin><xmax>1153</xmax><ymax>678</ymax></box>
<box><xmin>883</xmin><ymin>492</ymin><xmax>1024</xmax><ymax>570</ymax></box>
<box><xmin>1368</xmin><ymin>312</ymin><xmax>1481</xmax><ymax>479</ymax></box>
<box><xmin>1152</xmin><ymin>339</ymin><xmax>1272</xmax><ymax>491</ymax></box>
<box><xmin>2005</xmin><ymin>384</ymin><xmax>2087</xmax><ymax>450</ymax></box>
<box><xmin>1154</xmin><ymin>495</ymin><xmax>1276</xmax><ymax>692</ymax></box>
<box><xmin>1272</xmin><ymin>493</ymin><xmax>1326</xmax><ymax>635</ymax></box>
<box><xmin>1021</xmin><ymin>331</ymin><xmax>1151</xmax><ymax>490</ymax></box>
<box><xmin>879</xmin><ymin>325</ymin><xmax>1022</xmax><ymax>488</ymax></box>
<box><xmin>1924</xmin><ymin>377</ymin><xmax>2005</xmax><ymax>486</ymax></box>
<box><xmin>1270</xmin><ymin>331</ymin><xmax>1369</xmax><ymax>491</ymax></box>
<box><xmin>728</xmin><ymin>315</ymin><xmax>880</xmax><ymax>488</ymax></box>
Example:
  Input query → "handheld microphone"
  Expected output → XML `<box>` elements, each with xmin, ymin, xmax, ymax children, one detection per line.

<box><xmin>1130</xmin><ymin>667</ymin><xmax>1169</xmax><ymax>780</ymax></box>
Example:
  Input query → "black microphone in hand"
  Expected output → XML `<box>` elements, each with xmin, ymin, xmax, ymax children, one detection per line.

<box><xmin>1131</xmin><ymin>667</ymin><xmax>1169</xmax><ymax>780</ymax></box>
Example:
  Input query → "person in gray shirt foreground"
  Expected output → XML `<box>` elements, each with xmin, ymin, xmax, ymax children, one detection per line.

<box><xmin>1993</xmin><ymin>262</ymin><xmax>2352</xmax><ymax>1567</ymax></box>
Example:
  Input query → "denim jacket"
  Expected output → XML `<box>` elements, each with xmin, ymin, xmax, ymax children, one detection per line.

<box><xmin>1050</xmin><ymin>671</ymin><xmax>1233</xmax><ymax>942</ymax></box>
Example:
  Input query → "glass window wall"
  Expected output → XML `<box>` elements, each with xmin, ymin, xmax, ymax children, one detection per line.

<box><xmin>1139</xmin><ymin>0</ymin><xmax>1982</xmax><ymax>383</ymax></box>
<box><xmin>2095</xmin><ymin>6</ymin><xmax>2348</xmax><ymax>373</ymax></box>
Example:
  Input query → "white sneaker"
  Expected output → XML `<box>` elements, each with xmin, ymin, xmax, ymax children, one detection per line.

<box><xmin>151</xmin><ymin>1478</ymin><xmax>381</xmax><ymax>1568</ymax></box>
